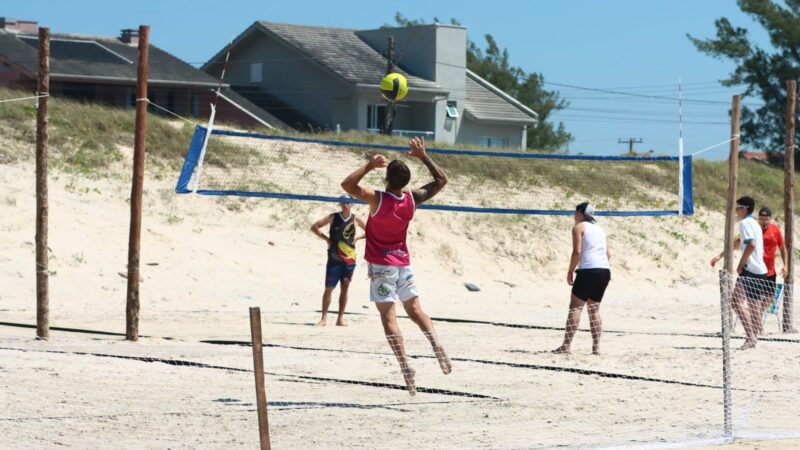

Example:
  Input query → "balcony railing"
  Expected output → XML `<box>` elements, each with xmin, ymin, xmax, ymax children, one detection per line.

<box><xmin>365</xmin><ymin>128</ymin><xmax>435</xmax><ymax>139</ymax></box>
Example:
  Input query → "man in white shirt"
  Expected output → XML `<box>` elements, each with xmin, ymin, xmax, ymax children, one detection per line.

<box><xmin>732</xmin><ymin>196</ymin><xmax>768</xmax><ymax>350</ymax></box>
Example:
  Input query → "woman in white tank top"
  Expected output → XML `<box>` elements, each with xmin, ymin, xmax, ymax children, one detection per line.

<box><xmin>553</xmin><ymin>202</ymin><xmax>611</xmax><ymax>355</ymax></box>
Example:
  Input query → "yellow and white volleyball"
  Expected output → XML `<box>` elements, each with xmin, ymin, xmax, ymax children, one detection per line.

<box><xmin>380</xmin><ymin>73</ymin><xmax>408</xmax><ymax>101</ymax></box>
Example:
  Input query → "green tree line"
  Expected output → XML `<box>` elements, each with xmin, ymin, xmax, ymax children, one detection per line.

<box><xmin>689</xmin><ymin>0</ymin><xmax>800</xmax><ymax>168</ymax></box>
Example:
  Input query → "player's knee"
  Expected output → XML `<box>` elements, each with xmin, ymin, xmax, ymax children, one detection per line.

<box><xmin>377</xmin><ymin>307</ymin><xmax>396</xmax><ymax>322</ymax></box>
<box><xmin>406</xmin><ymin>307</ymin><xmax>428</xmax><ymax>324</ymax></box>
<box><xmin>380</xmin><ymin>321</ymin><xmax>395</xmax><ymax>334</ymax></box>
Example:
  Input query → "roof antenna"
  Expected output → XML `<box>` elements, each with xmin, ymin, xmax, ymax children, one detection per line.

<box><xmin>382</xmin><ymin>36</ymin><xmax>397</xmax><ymax>136</ymax></box>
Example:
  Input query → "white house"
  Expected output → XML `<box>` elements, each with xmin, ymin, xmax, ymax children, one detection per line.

<box><xmin>204</xmin><ymin>21</ymin><xmax>539</xmax><ymax>149</ymax></box>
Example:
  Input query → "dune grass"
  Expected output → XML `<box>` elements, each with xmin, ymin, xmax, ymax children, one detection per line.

<box><xmin>0</xmin><ymin>87</ymin><xmax>195</xmax><ymax>174</ymax></box>
<box><xmin>693</xmin><ymin>158</ymin><xmax>794</xmax><ymax>218</ymax></box>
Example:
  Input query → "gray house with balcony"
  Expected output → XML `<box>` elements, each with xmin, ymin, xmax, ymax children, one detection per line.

<box><xmin>204</xmin><ymin>21</ymin><xmax>538</xmax><ymax>149</ymax></box>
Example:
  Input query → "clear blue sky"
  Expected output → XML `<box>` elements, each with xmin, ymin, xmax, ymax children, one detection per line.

<box><xmin>4</xmin><ymin>0</ymin><xmax>773</xmax><ymax>158</ymax></box>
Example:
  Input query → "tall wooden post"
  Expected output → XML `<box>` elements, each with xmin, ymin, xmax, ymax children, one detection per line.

<box><xmin>724</xmin><ymin>96</ymin><xmax>741</xmax><ymax>273</ymax></box>
<box><xmin>784</xmin><ymin>80</ymin><xmax>797</xmax><ymax>333</ymax></box>
<box><xmin>125</xmin><ymin>25</ymin><xmax>149</xmax><ymax>341</ymax></box>
<box><xmin>723</xmin><ymin>95</ymin><xmax>741</xmax><ymax>327</ymax></box>
<box><xmin>249</xmin><ymin>307</ymin><xmax>272</xmax><ymax>450</ymax></box>
<box><xmin>35</xmin><ymin>27</ymin><xmax>50</xmax><ymax>340</ymax></box>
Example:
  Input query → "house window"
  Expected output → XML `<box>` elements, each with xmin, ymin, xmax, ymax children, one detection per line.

<box><xmin>250</xmin><ymin>63</ymin><xmax>263</xmax><ymax>83</ymax></box>
<box><xmin>367</xmin><ymin>104</ymin><xmax>387</xmax><ymax>129</ymax></box>
<box><xmin>479</xmin><ymin>136</ymin><xmax>508</xmax><ymax>149</ymax></box>
<box><xmin>446</xmin><ymin>101</ymin><xmax>459</xmax><ymax>119</ymax></box>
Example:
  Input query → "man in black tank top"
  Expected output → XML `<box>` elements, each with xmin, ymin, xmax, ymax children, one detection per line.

<box><xmin>310</xmin><ymin>200</ymin><xmax>366</xmax><ymax>326</ymax></box>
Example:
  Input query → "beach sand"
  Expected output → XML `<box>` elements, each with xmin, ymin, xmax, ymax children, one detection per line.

<box><xmin>1</xmin><ymin>161</ymin><xmax>799</xmax><ymax>449</ymax></box>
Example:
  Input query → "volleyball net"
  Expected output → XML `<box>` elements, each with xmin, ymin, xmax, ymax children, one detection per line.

<box><xmin>175</xmin><ymin>125</ymin><xmax>694</xmax><ymax>216</ymax></box>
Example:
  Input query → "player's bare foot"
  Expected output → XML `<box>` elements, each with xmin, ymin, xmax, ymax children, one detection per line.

<box><xmin>739</xmin><ymin>340</ymin><xmax>757</xmax><ymax>350</ymax></box>
<box><xmin>552</xmin><ymin>345</ymin><xmax>571</xmax><ymax>354</ymax></box>
<box><xmin>400</xmin><ymin>364</ymin><xmax>416</xmax><ymax>396</ymax></box>
<box><xmin>592</xmin><ymin>348</ymin><xmax>601</xmax><ymax>355</ymax></box>
<box><xmin>315</xmin><ymin>318</ymin><xmax>328</xmax><ymax>327</ymax></box>
<box><xmin>336</xmin><ymin>318</ymin><xmax>348</xmax><ymax>327</ymax></box>
<box><xmin>433</xmin><ymin>346</ymin><xmax>452</xmax><ymax>375</ymax></box>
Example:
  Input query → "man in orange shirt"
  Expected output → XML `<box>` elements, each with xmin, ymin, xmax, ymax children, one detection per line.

<box><xmin>757</xmin><ymin>207</ymin><xmax>788</xmax><ymax>334</ymax></box>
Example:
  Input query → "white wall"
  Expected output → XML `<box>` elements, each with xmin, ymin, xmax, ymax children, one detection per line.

<box><xmin>457</xmin><ymin>117</ymin><xmax>527</xmax><ymax>150</ymax></box>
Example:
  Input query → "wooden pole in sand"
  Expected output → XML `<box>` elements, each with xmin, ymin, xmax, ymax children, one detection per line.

<box><xmin>783</xmin><ymin>80</ymin><xmax>797</xmax><ymax>333</ymax></box>
<box><xmin>723</xmin><ymin>94</ymin><xmax>740</xmax><ymax>333</ymax></box>
<box><xmin>249</xmin><ymin>307</ymin><xmax>272</xmax><ymax>450</ymax></box>
<box><xmin>35</xmin><ymin>27</ymin><xmax>50</xmax><ymax>340</ymax></box>
<box><xmin>125</xmin><ymin>25</ymin><xmax>149</xmax><ymax>341</ymax></box>
<box><xmin>724</xmin><ymin>95</ymin><xmax>740</xmax><ymax>275</ymax></box>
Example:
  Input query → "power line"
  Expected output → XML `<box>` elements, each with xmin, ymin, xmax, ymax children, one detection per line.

<box><xmin>544</xmin><ymin>80</ymin><xmax>746</xmax><ymax>105</ymax></box>
<box><xmin>563</xmin><ymin>105</ymin><xmax>728</xmax><ymax>119</ymax></box>
<box><xmin>553</xmin><ymin>112</ymin><xmax>729</xmax><ymax>125</ymax></box>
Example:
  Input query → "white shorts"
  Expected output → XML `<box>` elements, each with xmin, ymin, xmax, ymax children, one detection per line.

<box><xmin>367</xmin><ymin>263</ymin><xmax>420</xmax><ymax>303</ymax></box>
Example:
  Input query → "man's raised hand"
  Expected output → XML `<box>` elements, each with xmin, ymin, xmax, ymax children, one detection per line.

<box><xmin>409</xmin><ymin>136</ymin><xmax>427</xmax><ymax>159</ymax></box>
<box><xmin>368</xmin><ymin>154</ymin><xmax>388</xmax><ymax>170</ymax></box>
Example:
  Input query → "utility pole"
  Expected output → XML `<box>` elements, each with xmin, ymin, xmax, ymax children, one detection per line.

<box><xmin>618</xmin><ymin>137</ymin><xmax>643</xmax><ymax>154</ymax></box>
<box><xmin>382</xmin><ymin>36</ymin><xmax>396</xmax><ymax>135</ymax></box>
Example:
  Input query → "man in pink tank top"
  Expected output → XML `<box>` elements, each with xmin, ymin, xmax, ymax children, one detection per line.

<box><xmin>341</xmin><ymin>136</ymin><xmax>452</xmax><ymax>395</ymax></box>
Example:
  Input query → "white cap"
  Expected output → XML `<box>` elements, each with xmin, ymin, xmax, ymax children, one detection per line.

<box><xmin>584</xmin><ymin>203</ymin><xmax>595</xmax><ymax>216</ymax></box>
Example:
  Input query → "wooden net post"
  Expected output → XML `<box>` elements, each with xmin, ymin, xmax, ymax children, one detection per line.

<box><xmin>249</xmin><ymin>307</ymin><xmax>272</xmax><ymax>450</ymax></box>
<box><xmin>125</xmin><ymin>25</ymin><xmax>149</xmax><ymax>341</ymax></box>
<box><xmin>784</xmin><ymin>80</ymin><xmax>797</xmax><ymax>333</ymax></box>
<box><xmin>723</xmin><ymin>95</ymin><xmax>740</xmax><ymax>328</ymax></box>
<box><xmin>723</xmin><ymin>95</ymin><xmax>741</xmax><ymax>273</ymax></box>
<box><xmin>35</xmin><ymin>27</ymin><xmax>50</xmax><ymax>340</ymax></box>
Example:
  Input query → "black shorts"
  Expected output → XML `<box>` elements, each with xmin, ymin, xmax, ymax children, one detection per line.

<box><xmin>737</xmin><ymin>270</ymin><xmax>769</xmax><ymax>301</ymax></box>
<box><xmin>765</xmin><ymin>274</ymin><xmax>777</xmax><ymax>299</ymax></box>
<box><xmin>572</xmin><ymin>268</ymin><xmax>611</xmax><ymax>302</ymax></box>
